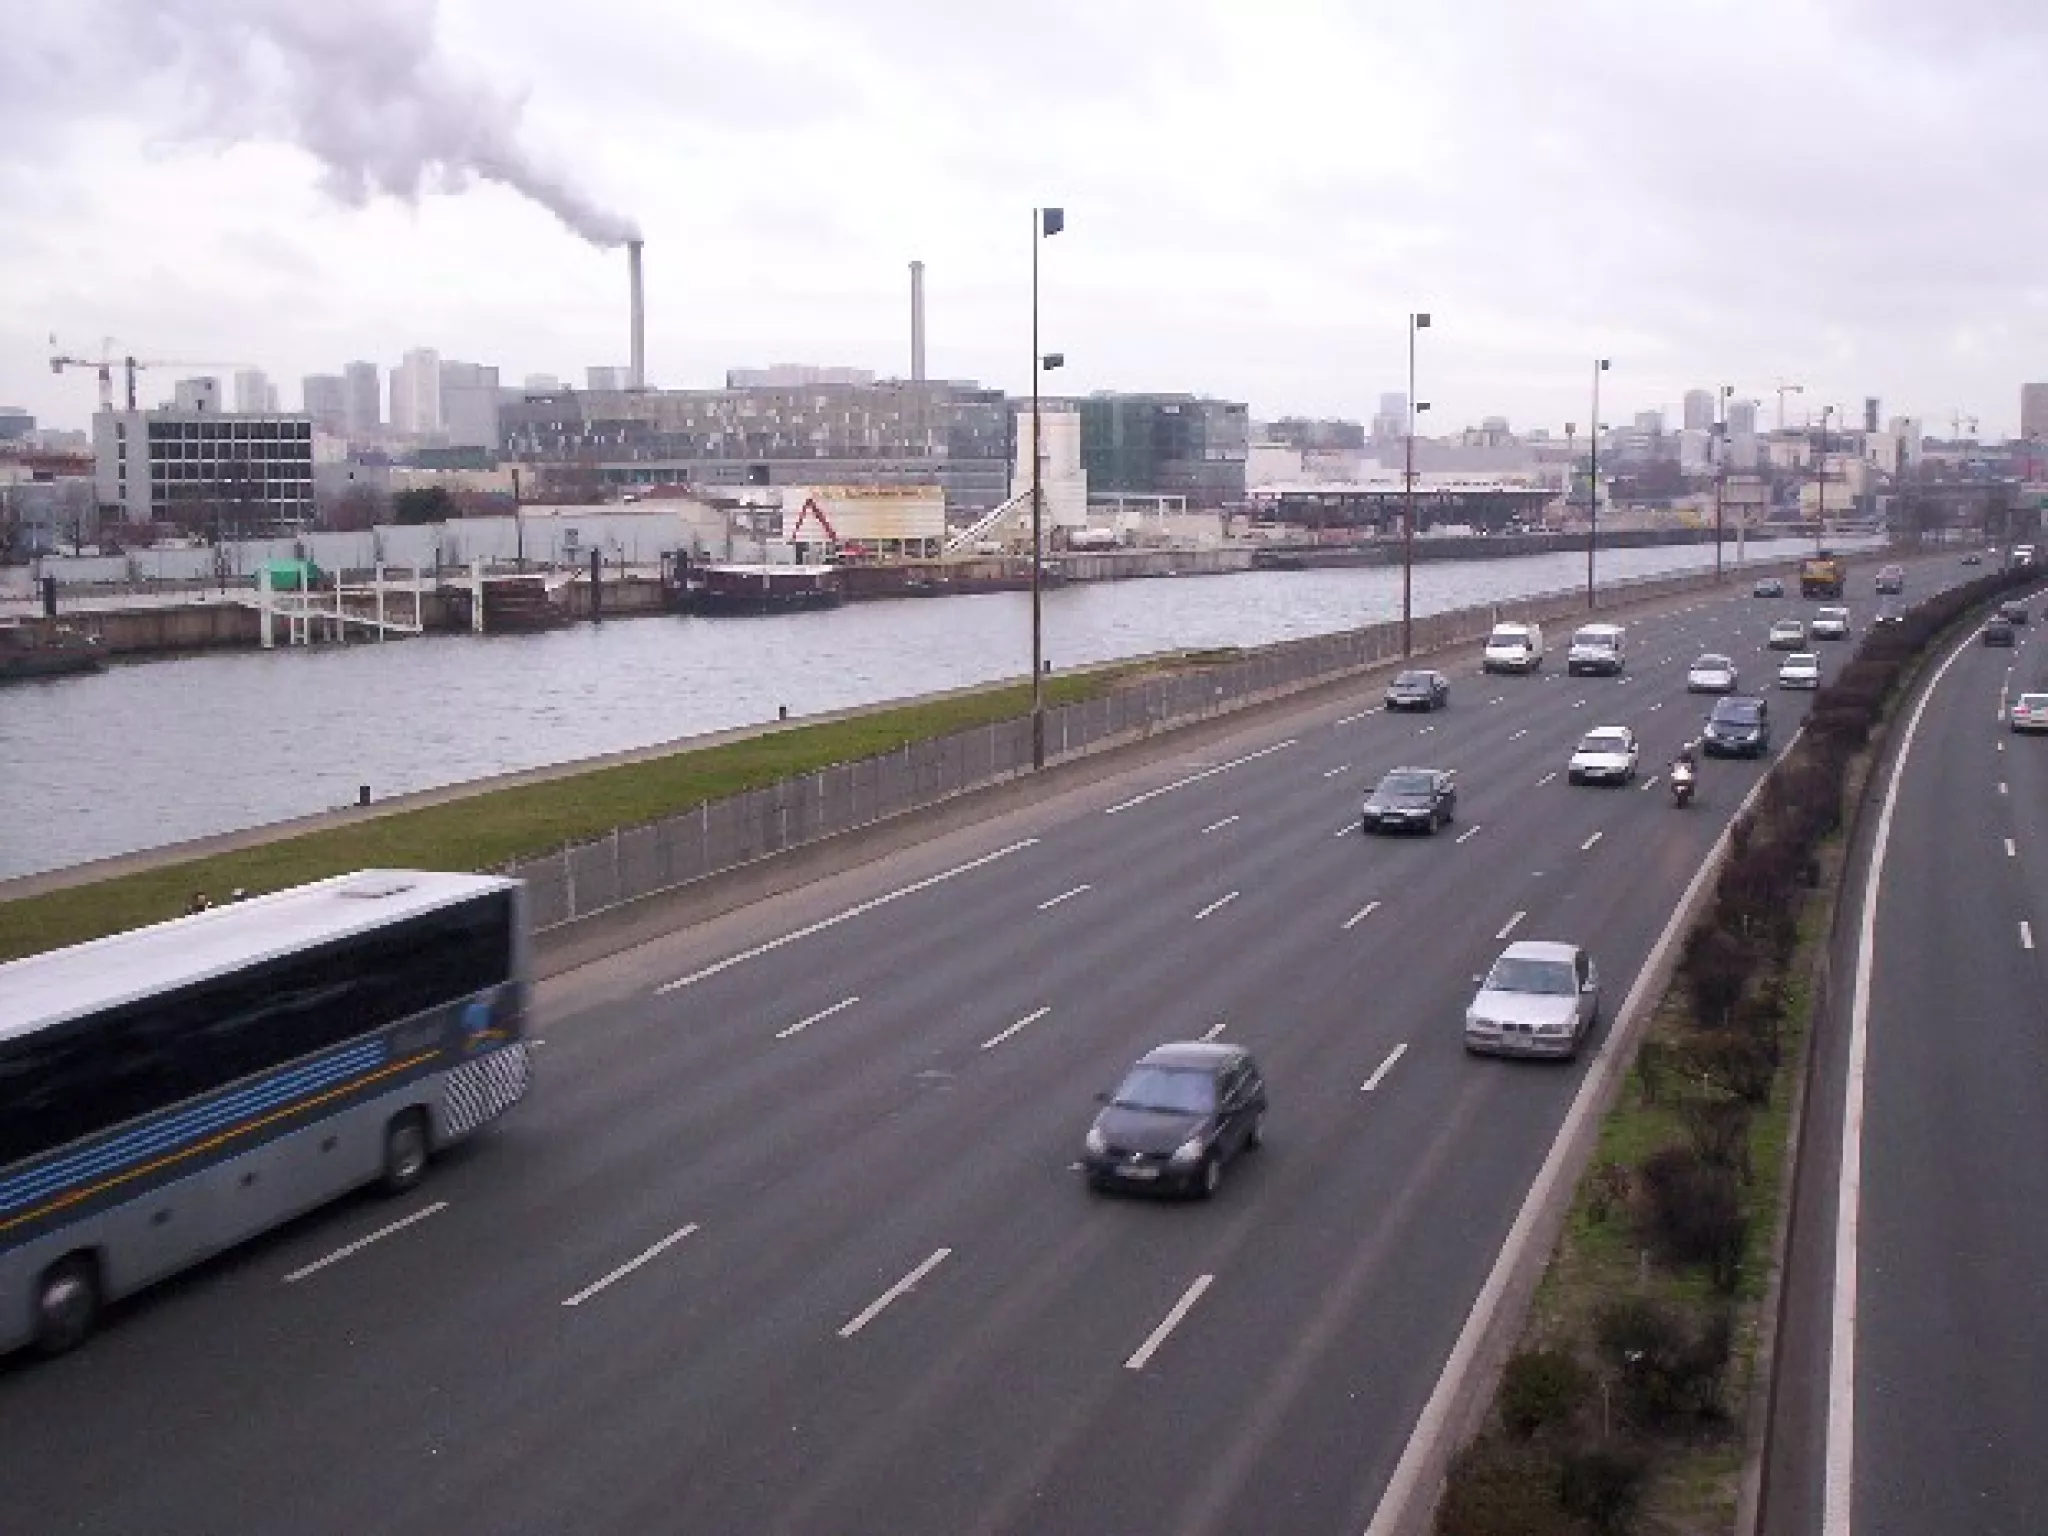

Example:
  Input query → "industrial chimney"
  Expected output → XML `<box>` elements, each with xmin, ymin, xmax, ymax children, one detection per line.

<box><xmin>627</xmin><ymin>239</ymin><xmax>646</xmax><ymax>391</ymax></box>
<box><xmin>909</xmin><ymin>260</ymin><xmax>926</xmax><ymax>383</ymax></box>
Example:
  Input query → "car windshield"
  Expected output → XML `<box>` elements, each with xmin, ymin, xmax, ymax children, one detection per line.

<box><xmin>1111</xmin><ymin>1065</ymin><xmax>1216</xmax><ymax>1115</ymax></box>
<box><xmin>1819</xmin><ymin>608</ymin><xmax>1848</xmax><ymax>620</ymax></box>
<box><xmin>1579</xmin><ymin>732</ymin><xmax>1628</xmax><ymax>754</ymax></box>
<box><xmin>2020</xmin><ymin>695</ymin><xmax>2048</xmax><ymax>709</ymax></box>
<box><xmin>1392</xmin><ymin>671</ymin><xmax>1430</xmax><ymax>687</ymax></box>
<box><xmin>1379</xmin><ymin>771</ymin><xmax>1436</xmax><ymax>796</ymax></box>
<box><xmin>1713</xmin><ymin>699</ymin><xmax>1763</xmax><ymax>723</ymax></box>
<box><xmin>1694</xmin><ymin>655</ymin><xmax>1731</xmax><ymax>670</ymax></box>
<box><xmin>1785</xmin><ymin>653</ymin><xmax>1818</xmax><ymax>667</ymax></box>
<box><xmin>1485</xmin><ymin>958</ymin><xmax>1578</xmax><ymax>996</ymax></box>
<box><xmin>1772</xmin><ymin>621</ymin><xmax>1802</xmax><ymax>633</ymax></box>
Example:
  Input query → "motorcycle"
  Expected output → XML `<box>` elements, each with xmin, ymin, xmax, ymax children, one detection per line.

<box><xmin>1670</xmin><ymin>761</ymin><xmax>1697</xmax><ymax>808</ymax></box>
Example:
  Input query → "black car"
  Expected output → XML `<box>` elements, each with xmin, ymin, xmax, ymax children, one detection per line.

<box><xmin>1752</xmin><ymin>577</ymin><xmax>1785</xmax><ymax>598</ymax></box>
<box><xmin>1984</xmin><ymin>618</ymin><xmax>2017</xmax><ymax>647</ymax></box>
<box><xmin>1361</xmin><ymin>766</ymin><xmax>1457</xmax><ymax>834</ymax></box>
<box><xmin>1384</xmin><ymin>669</ymin><xmax>1450</xmax><ymax>711</ymax></box>
<box><xmin>1999</xmin><ymin>601</ymin><xmax>2030</xmax><ymax>625</ymax></box>
<box><xmin>1702</xmin><ymin>695</ymin><xmax>1771</xmax><ymax>758</ymax></box>
<box><xmin>1084</xmin><ymin>1043</ymin><xmax>1267</xmax><ymax>1199</ymax></box>
<box><xmin>1963</xmin><ymin>553</ymin><xmax>1984</xmax><ymax>566</ymax></box>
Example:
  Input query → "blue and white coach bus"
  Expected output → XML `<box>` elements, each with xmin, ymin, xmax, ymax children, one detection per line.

<box><xmin>0</xmin><ymin>870</ymin><xmax>532</xmax><ymax>1356</ymax></box>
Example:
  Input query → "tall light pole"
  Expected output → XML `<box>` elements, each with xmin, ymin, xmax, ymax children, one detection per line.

<box><xmin>1587</xmin><ymin>358</ymin><xmax>1610</xmax><ymax>610</ymax></box>
<box><xmin>1030</xmin><ymin>206</ymin><xmax>1064</xmax><ymax>769</ymax></box>
<box><xmin>1402</xmin><ymin>312</ymin><xmax>1431</xmax><ymax>657</ymax></box>
<box><xmin>1713</xmin><ymin>383</ymin><xmax>1732</xmax><ymax>582</ymax></box>
<box><xmin>1815</xmin><ymin>404</ymin><xmax>1834</xmax><ymax>554</ymax></box>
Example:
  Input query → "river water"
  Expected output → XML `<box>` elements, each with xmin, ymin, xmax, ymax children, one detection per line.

<box><xmin>0</xmin><ymin>540</ymin><xmax>1834</xmax><ymax>879</ymax></box>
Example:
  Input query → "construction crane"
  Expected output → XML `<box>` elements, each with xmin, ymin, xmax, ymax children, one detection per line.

<box><xmin>1773</xmin><ymin>380</ymin><xmax>1805</xmax><ymax>432</ymax></box>
<box><xmin>49</xmin><ymin>337</ymin><xmax>257</xmax><ymax>412</ymax></box>
<box><xmin>1949</xmin><ymin>409</ymin><xmax>1979</xmax><ymax>442</ymax></box>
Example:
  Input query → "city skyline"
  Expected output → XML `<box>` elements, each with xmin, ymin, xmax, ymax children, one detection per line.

<box><xmin>6</xmin><ymin>0</ymin><xmax>2047</xmax><ymax>438</ymax></box>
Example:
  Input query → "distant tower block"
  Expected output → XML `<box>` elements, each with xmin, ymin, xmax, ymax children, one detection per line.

<box><xmin>910</xmin><ymin>260</ymin><xmax>927</xmax><ymax>382</ymax></box>
<box><xmin>627</xmin><ymin>239</ymin><xmax>646</xmax><ymax>390</ymax></box>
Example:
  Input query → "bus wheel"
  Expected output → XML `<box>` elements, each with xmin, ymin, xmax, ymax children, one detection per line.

<box><xmin>34</xmin><ymin>1256</ymin><xmax>100</xmax><ymax>1357</ymax></box>
<box><xmin>380</xmin><ymin>1111</ymin><xmax>431</xmax><ymax>1195</ymax></box>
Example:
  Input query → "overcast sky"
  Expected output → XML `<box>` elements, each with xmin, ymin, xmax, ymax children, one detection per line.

<box><xmin>5</xmin><ymin>0</ymin><xmax>2046</xmax><ymax>439</ymax></box>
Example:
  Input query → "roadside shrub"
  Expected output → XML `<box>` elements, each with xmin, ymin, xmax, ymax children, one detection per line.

<box><xmin>1638</xmin><ymin>1145</ymin><xmax>1747</xmax><ymax>1291</ymax></box>
<box><xmin>1500</xmin><ymin>1348</ymin><xmax>1593</xmax><ymax>1439</ymax></box>
<box><xmin>1435</xmin><ymin>1435</ymin><xmax>1576</xmax><ymax>1536</ymax></box>
<box><xmin>1594</xmin><ymin>1296</ymin><xmax>1735</xmax><ymax>1427</ymax></box>
<box><xmin>1675</xmin><ymin>1027</ymin><xmax>1776</xmax><ymax>1108</ymax></box>
<box><xmin>1586</xmin><ymin>1160</ymin><xmax>1634</xmax><ymax>1223</ymax></box>
<box><xmin>1680</xmin><ymin>921</ymin><xmax>1754</xmax><ymax>1026</ymax></box>
<box><xmin>1557</xmin><ymin>1438</ymin><xmax>1653</xmax><ymax>1533</ymax></box>
<box><xmin>1679</xmin><ymin>1095</ymin><xmax>1756</xmax><ymax>1180</ymax></box>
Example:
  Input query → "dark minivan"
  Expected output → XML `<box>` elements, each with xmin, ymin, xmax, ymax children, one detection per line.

<box><xmin>1084</xmin><ymin>1043</ymin><xmax>1267</xmax><ymax>1199</ymax></box>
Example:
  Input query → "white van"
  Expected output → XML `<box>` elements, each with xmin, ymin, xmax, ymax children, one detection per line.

<box><xmin>1567</xmin><ymin>623</ymin><xmax>1626</xmax><ymax>676</ymax></box>
<box><xmin>1483</xmin><ymin>622</ymin><xmax>1545</xmax><ymax>674</ymax></box>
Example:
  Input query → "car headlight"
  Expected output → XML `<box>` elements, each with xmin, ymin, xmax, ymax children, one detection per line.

<box><xmin>1170</xmin><ymin>1135</ymin><xmax>1207</xmax><ymax>1165</ymax></box>
<box><xmin>1085</xmin><ymin>1126</ymin><xmax>1106</xmax><ymax>1155</ymax></box>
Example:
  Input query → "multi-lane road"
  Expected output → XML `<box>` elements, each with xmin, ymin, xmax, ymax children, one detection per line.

<box><xmin>2</xmin><ymin>553</ymin><xmax>1978</xmax><ymax>1535</ymax></box>
<box><xmin>1766</xmin><ymin>561</ymin><xmax>2047</xmax><ymax>1536</ymax></box>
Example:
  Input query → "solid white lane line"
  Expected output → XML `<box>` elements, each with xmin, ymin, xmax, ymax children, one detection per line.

<box><xmin>1581</xmin><ymin>831</ymin><xmax>1603</xmax><ymax>851</ymax></box>
<box><xmin>777</xmin><ymin>996</ymin><xmax>861</xmax><ymax>1039</ymax></box>
<box><xmin>1342</xmin><ymin>900</ymin><xmax>1382</xmax><ymax>931</ymax></box>
<box><xmin>284</xmin><ymin>1202</ymin><xmax>448</xmax><ymax>1284</ymax></box>
<box><xmin>563</xmin><ymin>1223</ymin><xmax>701</xmax><ymax>1307</ymax></box>
<box><xmin>1823</xmin><ymin>627</ymin><xmax>1978</xmax><ymax>1535</ymax></box>
<box><xmin>2007</xmin><ymin>838</ymin><xmax>2018</xmax><ymax>858</ymax></box>
<box><xmin>840</xmin><ymin>1248</ymin><xmax>952</xmax><ymax>1339</ymax></box>
<box><xmin>1124</xmin><ymin>1274</ymin><xmax>1215</xmax><ymax>1371</ymax></box>
<box><xmin>1199</xmin><ymin>1019</ymin><xmax>1227</xmax><ymax>1042</ymax></box>
<box><xmin>1103</xmin><ymin>739</ymin><xmax>1299</xmax><ymax>815</ymax></box>
<box><xmin>2024</xmin><ymin>922</ymin><xmax>2036</xmax><ymax>951</ymax></box>
<box><xmin>1193</xmin><ymin>891</ymin><xmax>1241</xmax><ymax>921</ymax></box>
<box><xmin>1496</xmin><ymin>910</ymin><xmax>1526</xmax><ymax>941</ymax></box>
<box><xmin>659</xmin><ymin>840</ymin><xmax>1038</xmax><ymax>992</ymax></box>
<box><xmin>1324</xmin><ymin>765</ymin><xmax>1351</xmax><ymax>778</ymax></box>
<box><xmin>1537</xmin><ymin>771</ymin><xmax>1558</xmax><ymax>787</ymax></box>
<box><xmin>981</xmin><ymin>1006</ymin><xmax>1051</xmax><ymax>1051</ymax></box>
<box><xmin>1038</xmin><ymin>884</ymin><xmax>1092</xmax><ymax>910</ymax></box>
<box><xmin>1456</xmin><ymin>826</ymin><xmax>1482</xmax><ymax>845</ymax></box>
<box><xmin>1509</xmin><ymin>728</ymin><xmax>1529</xmax><ymax>741</ymax></box>
<box><xmin>1201</xmin><ymin>815</ymin><xmax>1241</xmax><ymax>834</ymax></box>
<box><xmin>1362</xmin><ymin>1043</ymin><xmax>1408</xmax><ymax>1092</ymax></box>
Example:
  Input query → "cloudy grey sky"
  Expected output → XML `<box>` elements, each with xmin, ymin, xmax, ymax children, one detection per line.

<box><xmin>5</xmin><ymin>0</ymin><xmax>2045</xmax><ymax>438</ymax></box>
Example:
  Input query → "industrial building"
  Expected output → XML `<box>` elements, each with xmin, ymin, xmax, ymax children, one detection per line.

<box><xmin>1070</xmin><ymin>393</ymin><xmax>1250</xmax><ymax>508</ymax></box>
<box><xmin>500</xmin><ymin>379</ymin><xmax>1013</xmax><ymax>512</ymax></box>
<box><xmin>93</xmin><ymin>402</ymin><xmax>315</xmax><ymax>531</ymax></box>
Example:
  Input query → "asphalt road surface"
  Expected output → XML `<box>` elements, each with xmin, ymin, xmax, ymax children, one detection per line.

<box><xmin>2</xmin><ymin>554</ymin><xmax>1976</xmax><ymax>1536</ymax></box>
<box><xmin>1765</xmin><ymin>560</ymin><xmax>2048</xmax><ymax>1536</ymax></box>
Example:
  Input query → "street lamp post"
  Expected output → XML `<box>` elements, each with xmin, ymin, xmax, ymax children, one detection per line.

<box><xmin>1714</xmin><ymin>384</ymin><xmax>1731</xmax><ymax>583</ymax></box>
<box><xmin>1587</xmin><ymin>358</ymin><xmax>1610</xmax><ymax>610</ymax></box>
<box><xmin>1815</xmin><ymin>404</ymin><xmax>1833</xmax><ymax>554</ymax></box>
<box><xmin>1402</xmin><ymin>312</ymin><xmax>1431</xmax><ymax>657</ymax></box>
<box><xmin>1030</xmin><ymin>206</ymin><xmax>1064</xmax><ymax>769</ymax></box>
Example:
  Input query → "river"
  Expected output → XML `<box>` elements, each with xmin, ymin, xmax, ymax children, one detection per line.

<box><xmin>0</xmin><ymin>539</ymin><xmax>1838</xmax><ymax>879</ymax></box>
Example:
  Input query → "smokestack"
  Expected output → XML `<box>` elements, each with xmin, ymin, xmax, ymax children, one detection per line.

<box><xmin>628</xmin><ymin>239</ymin><xmax>646</xmax><ymax>391</ymax></box>
<box><xmin>909</xmin><ymin>260</ymin><xmax>926</xmax><ymax>382</ymax></box>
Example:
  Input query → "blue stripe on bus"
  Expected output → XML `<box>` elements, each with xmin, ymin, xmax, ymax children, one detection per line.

<box><xmin>0</xmin><ymin>1040</ymin><xmax>391</xmax><ymax>1216</ymax></box>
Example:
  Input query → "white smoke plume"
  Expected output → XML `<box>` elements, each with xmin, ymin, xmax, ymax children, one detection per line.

<box><xmin>122</xmin><ymin>0</ymin><xmax>639</xmax><ymax>247</ymax></box>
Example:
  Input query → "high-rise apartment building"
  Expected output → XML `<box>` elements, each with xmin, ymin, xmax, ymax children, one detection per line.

<box><xmin>234</xmin><ymin>369</ymin><xmax>279</xmax><ymax>414</ymax></box>
<box><xmin>439</xmin><ymin>361</ymin><xmax>503</xmax><ymax>450</ymax></box>
<box><xmin>1683</xmin><ymin>389</ymin><xmax>1715</xmax><ymax>432</ymax></box>
<box><xmin>302</xmin><ymin>375</ymin><xmax>348</xmax><ymax>437</ymax></box>
<box><xmin>1727</xmin><ymin>399</ymin><xmax>1759</xmax><ymax>437</ymax></box>
<box><xmin>343</xmin><ymin>361</ymin><xmax>382</xmax><ymax>439</ymax></box>
<box><xmin>391</xmin><ymin>349</ymin><xmax>443</xmax><ymax>436</ymax></box>
<box><xmin>2022</xmin><ymin>383</ymin><xmax>2048</xmax><ymax>441</ymax></box>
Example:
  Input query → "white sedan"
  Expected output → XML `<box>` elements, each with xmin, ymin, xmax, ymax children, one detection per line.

<box><xmin>1567</xmin><ymin>725</ymin><xmax>1639</xmax><ymax>785</ymax></box>
<box><xmin>1687</xmin><ymin>653</ymin><xmax>1740</xmax><ymax>692</ymax></box>
<box><xmin>1778</xmin><ymin>652</ymin><xmax>1822</xmax><ymax>690</ymax></box>
<box><xmin>2011</xmin><ymin>693</ymin><xmax>2048</xmax><ymax>734</ymax></box>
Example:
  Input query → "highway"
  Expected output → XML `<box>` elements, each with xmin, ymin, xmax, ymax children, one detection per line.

<box><xmin>1</xmin><ymin>554</ymin><xmax>1968</xmax><ymax>1536</ymax></box>
<box><xmin>1765</xmin><ymin>562</ymin><xmax>2048</xmax><ymax>1535</ymax></box>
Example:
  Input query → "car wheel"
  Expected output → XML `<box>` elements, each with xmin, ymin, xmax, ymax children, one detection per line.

<box><xmin>34</xmin><ymin>1255</ymin><xmax>100</xmax><ymax>1357</ymax></box>
<box><xmin>1247</xmin><ymin>1110</ymin><xmax>1266</xmax><ymax>1150</ymax></box>
<box><xmin>1196</xmin><ymin>1153</ymin><xmax>1223</xmax><ymax>1200</ymax></box>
